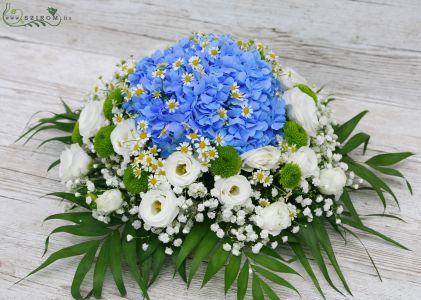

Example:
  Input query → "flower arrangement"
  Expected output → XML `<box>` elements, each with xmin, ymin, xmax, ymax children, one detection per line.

<box><xmin>19</xmin><ymin>33</ymin><xmax>413</xmax><ymax>299</ymax></box>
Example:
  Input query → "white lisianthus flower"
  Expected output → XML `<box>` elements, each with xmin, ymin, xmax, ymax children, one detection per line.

<box><xmin>139</xmin><ymin>188</ymin><xmax>179</xmax><ymax>228</ymax></box>
<box><xmin>283</xmin><ymin>87</ymin><xmax>319</xmax><ymax>136</ymax></box>
<box><xmin>164</xmin><ymin>152</ymin><xmax>201</xmax><ymax>187</ymax></box>
<box><xmin>96</xmin><ymin>189</ymin><xmax>123</xmax><ymax>214</ymax></box>
<box><xmin>255</xmin><ymin>201</ymin><xmax>291</xmax><ymax>236</ymax></box>
<box><xmin>59</xmin><ymin>144</ymin><xmax>92</xmax><ymax>181</ymax></box>
<box><xmin>214</xmin><ymin>175</ymin><xmax>252</xmax><ymax>206</ymax></box>
<box><xmin>319</xmin><ymin>167</ymin><xmax>347</xmax><ymax>195</ymax></box>
<box><xmin>290</xmin><ymin>146</ymin><xmax>319</xmax><ymax>178</ymax></box>
<box><xmin>279</xmin><ymin>67</ymin><xmax>307</xmax><ymax>91</ymax></box>
<box><xmin>240</xmin><ymin>146</ymin><xmax>280</xmax><ymax>172</ymax></box>
<box><xmin>110</xmin><ymin>119</ymin><xmax>138</xmax><ymax>155</ymax></box>
<box><xmin>78</xmin><ymin>100</ymin><xmax>107</xmax><ymax>139</ymax></box>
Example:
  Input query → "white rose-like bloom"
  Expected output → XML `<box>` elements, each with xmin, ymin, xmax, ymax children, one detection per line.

<box><xmin>164</xmin><ymin>152</ymin><xmax>201</xmax><ymax>187</ymax></box>
<box><xmin>283</xmin><ymin>87</ymin><xmax>319</xmax><ymax>136</ymax></box>
<box><xmin>214</xmin><ymin>175</ymin><xmax>252</xmax><ymax>206</ymax></box>
<box><xmin>78</xmin><ymin>100</ymin><xmax>107</xmax><ymax>139</ymax></box>
<box><xmin>59</xmin><ymin>144</ymin><xmax>92</xmax><ymax>181</ymax></box>
<box><xmin>319</xmin><ymin>167</ymin><xmax>347</xmax><ymax>195</ymax></box>
<box><xmin>290</xmin><ymin>146</ymin><xmax>319</xmax><ymax>178</ymax></box>
<box><xmin>96</xmin><ymin>189</ymin><xmax>123</xmax><ymax>214</ymax></box>
<box><xmin>255</xmin><ymin>202</ymin><xmax>291</xmax><ymax>236</ymax></box>
<box><xmin>139</xmin><ymin>188</ymin><xmax>179</xmax><ymax>228</ymax></box>
<box><xmin>110</xmin><ymin>119</ymin><xmax>138</xmax><ymax>155</ymax></box>
<box><xmin>241</xmin><ymin>146</ymin><xmax>280</xmax><ymax>172</ymax></box>
<box><xmin>279</xmin><ymin>67</ymin><xmax>307</xmax><ymax>91</ymax></box>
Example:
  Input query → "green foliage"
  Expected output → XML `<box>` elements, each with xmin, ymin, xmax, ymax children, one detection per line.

<box><xmin>103</xmin><ymin>89</ymin><xmax>123</xmax><ymax>120</ymax></box>
<box><xmin>93</xmin><ymin>125</ymin><xmax>115</xmax><ymax>158</ymax></box>
<box><xmin>278</xmin><ymin>163</ymin><xmax>302</xmax><ymax>189</ymax></box>
<box><xmin>210</xmin><ymin>146</ymin><xmax>242</xmax><ymax>177</ymax></box>
<box><xmin>334</xmin><ymin>110</ymin><xmax>368</xmax><ymax>143</ymax></box>
<box><xmin>224</xmin><ymin>255</ymin><xmax>242</xmax><ymax>294</ymax></box>
<box><xmin>188</xmin><ymin>230</ymin><xmax>218</xmax><ymax>286</ymax></box>
<box><xmin>202</xmin><ymin>242</ymin><xmax>230</xmax><ymax>287</ymax></box>
<box><xmin>296</xmin><ymin>83</ymin><xmax>318</xmax><ymax>104</ymax></box>
<box><xmin>123</xmin><ymin>165</ymin><xmax>148</xmax><ymax>193</ymax></box>
<box><xmin>71</xmin><ymin>122</ymin><xmax>83</xmax><ymax>145</ymax></box>
<box><xmin>283</xmin><ymin>121</ymin><xmax>308</xmax><ymax>148</ymax></box>
<box><xmin>17</xmin><ymin>99</ymin><xmax>78</xmax><ymax>145</ymax></box>
<box><xmin>175</xmin><ymin>222</ymin><xmax>210</xmax><ymax>269</ymax></box>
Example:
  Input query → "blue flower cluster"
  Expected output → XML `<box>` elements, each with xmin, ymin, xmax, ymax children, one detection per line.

<box><xmin>123</xmin><ymin>34</ymin><xmax>286</xmax><ymax>157</ymax></box>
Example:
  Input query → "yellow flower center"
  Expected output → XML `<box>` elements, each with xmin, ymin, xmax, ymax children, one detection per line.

<box><xmin>139</xmin><ymin>131</ymin><xmax>148</xmax><ymax>140</ymax></box>
<box><xmin>176</xmin><ymin>163</ymin><xmax>187</xmax><ymax>175</ymax></box>
<box><xmin>152</xmin><ymin>200</ymin><xmax>161</xmax><ymax>214</ymax></box>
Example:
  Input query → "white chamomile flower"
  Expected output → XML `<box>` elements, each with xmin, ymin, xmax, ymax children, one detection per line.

<box><xmin>195</xmin><ymin>137</ymin><xmax>210</xmax><ymax>152</ymax></box>
<box><xmin>148</xmin><ymin>174</ymin><xmax>160</xmax><ymax>189</ymax></box>
<box><xmin>152</xmin><ymin>68</ymin><xmax>166</xmax><ymax>79</ymax></box>
<box><xmin>241</xmin><ymin>104</ymin><xmax>253</xmax><ymax>118</ymax></box>
<box><xmin>214</xmin><ymin>133</ymin><xmax>224</xmax><ymax>146</ymax></box>
<box><xmin>177</xmin><ymin>142</ymin><xmax>193</xmax><ymax>155</ymax></box>
<box><xmin>266</xmin><ymin>51</ymin><xmax>278</xmax><ymax>61</ymax></box>
<box><xmin>186</xmin><ymin>131</ymin><xmax>199</xmax><ymax>141</ymax></box>
<box><xmin>206</xmin><ymin>147</ymin><xmax>218</xmax><ymax>160</ymax></box>
<box><xmin>209</xmin><ymin>47</ymin><xmax>220</xmax><ymax>58</ymax></box>
<box><xmin>172</xmin><ymin>58</ymin><xmax>183</xmax><ymax>70</ymax></box>
<box><xmin>152</xmin><ymin>90</ymin><xmax>161</xmax><ymax>99</ymax></box>
<box><xmin>231</xmin><ymin>90</ymin><xmax>245</xmax><ymax>101</ymax></box>
<box><xmin>218</xmin><ymin>107</ymin><xmax>228</xmax><ymax>119</ymax></box>
<box><xmin>112</xmin><ymin>114</ymin><xmax>124</xmax><ymax>125</ymax></box>
<box><xmin>133</xmin><ymin>84</ymin><xmax>145</xmax><ymax>96</ymax></box>
<box><xmin>138</xmin><ymin>131</ymin><xmax>151</xmax><ymax>143</ymax></box>
<box><xmin>181</xmin><ymin>72</ymin><xmax>194</xmax><ymax>86</ymax></box>
<box><xmin>166</xmin><ymin>98</ymin><xmax>179</xmax><ymax>113</ymax></box>
<box><xmin>229</xmin><ymin>82</ymin><xmax>239</xmax><ymax>92</ymax></box>
<box><xmin>188</xmin><ymin>56</ymin><xmax>201</xmax><ymax>68</ymax></box>
<box><xmin>137</xmin><ymin>120</ymin><xmax>148</xmax><ymax>131</ymax></box>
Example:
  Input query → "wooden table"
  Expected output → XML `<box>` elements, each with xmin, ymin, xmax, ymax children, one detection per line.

<box><xmin>1</xmin><ymin>0</ymin><xmax>420</xmax><ymax>299</ymax></box>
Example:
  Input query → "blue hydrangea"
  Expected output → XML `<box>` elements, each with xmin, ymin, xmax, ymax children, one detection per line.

<box><xmin>123</xmin><ymin>34</ymin><xmax>286</xmax><ymax>157</ymax></box>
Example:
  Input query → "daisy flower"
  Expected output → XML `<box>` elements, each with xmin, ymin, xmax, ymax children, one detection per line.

<box><xmin>232</xmin><ymin>90</ymin><xmax>245</xmax><ymax>101</ymax></box>
<box><xmin>172</xmin><ymin>58</ymin><xmax>183</xmax><ymax>70</ymax></box>
<box><xmin>149</xmin><ymin>145</ymin><xmax>160</xmax><ymax>156</ymax></box>
<box><xmin>152</xmin><ymin>90</ymin><xmax>161</xmax><ymax>99</ymax></box>
<box><xmin>206</xmin><ymin>147</ymin><xmax>218</xmax><ymax>160</ymax></box>
<box><xmin>187</xmin><ymin>131</ymin><xmax>199</xmax><ymax>141</ymax></box>
<box><xmin>166</xmin><ymin>99</ymin><xmax>179</xmax><ymax>113</ymax></box>
<box><xmin>214</xmin><ymin>133</ymin><xmax>224</xmax><ymax>146</ymax></box>
<box><xmin>152</xmin><ymin>68</ymin><xmax>166</xmax><ymax>79</ymax></box>
<box><xmin>217</xmin><ymin>107</ymin><xmax>227</xmax><ymax>119</ymax></box>
<box><xmin>177</xmin><ymin>142</ymin><xmax>192</xmax><ymax>155</ymax></box>
<box><xmin>137</xmin><ymin>120</ymin><xmax>148</xmax><ymax>131</ymax></box>
<box><xmin>138</xmin><ymin>131</ymin><xmax>150</xmax><ymax>143</ymax></box>
<box><xmin>188</xmin><ymin>56</ymin><xmax>201</xmax><ymax>69</ymax></box>
<box><xmin>195</xmin><ymin>137</ymin><xmax>210</xmax><ymax>152</ymax></box>
<box><xmin>209</xmin><ymin>47</ymin><xmax>219</xmax><ymax>58</ymax></box>
<box><xmin>113</xmin><ymin>114</ymin><xmax>124</xmax><ymax>125</ymax></box>
<box><xmin>266</xmin><ymin>51</ymin><xmax>278</xmax><ymax>61</ymax></box>
<box><xmin>181</xmin><ymin>72</ymin><xmax>194</xmax><ymax>86</ymax></box>
<box><xmin>133</xmin><ymin>84</ymin><xmax>145</xmax><ymax>96</ymax></box>
<box><xmin>148</xmin><ymin>174</ymin><xmax>160</xmax><ymax>189</ymax></box>
<box><xmin>241</xmin><ymin>104</ymin><xmax>253</xmax><ymax>118</ymax></box>
<box><xmin>133</xmin><ymin>167</ymin><xmax>143</xmax><ymax>179</ymax></box>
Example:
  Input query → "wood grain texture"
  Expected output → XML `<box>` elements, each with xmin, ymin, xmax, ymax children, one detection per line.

<box><xmin>0</xmin><ymin>0</ymin><xmax>420</xmax><ymax>299</ymax></box>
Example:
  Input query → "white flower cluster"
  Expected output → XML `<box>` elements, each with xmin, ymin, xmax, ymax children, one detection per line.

<box><xmin>56</xmin><ymin>56</ymin><xmax>357</xmax><ymax>257</ymax></box>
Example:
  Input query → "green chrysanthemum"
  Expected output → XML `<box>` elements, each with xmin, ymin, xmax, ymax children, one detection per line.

<box><xmin>283</xmin><ymin>121</ymin><xmax>308</xmax><ymax>148</ymax></box>
<box><xmin>71</xmin><ymin>122</ymin><xmax>83</xmax><ymax>145</ymax></box>
<box><xmin>123</xmin><ymin>165</ymin><xmax>148</xmax><ymax>194</ymax></box>
<box><xmin>93</xmin><ymin>125</ymin><xmax>115</xmax><ymax>157</ymax></box>
<box><xmin>103</xmin><ymin>89</ymin><xmax>123</xmax><ymax>120</ymax></box>
<box><xmin>210</xmin><ymin>146</ymin><xmax>242</xmax><ymax>178</ymax></box>
<box><xmin>279</xmin><ymin>162</ymin><xmax>302</xmax><ymax>189</ymax></box>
